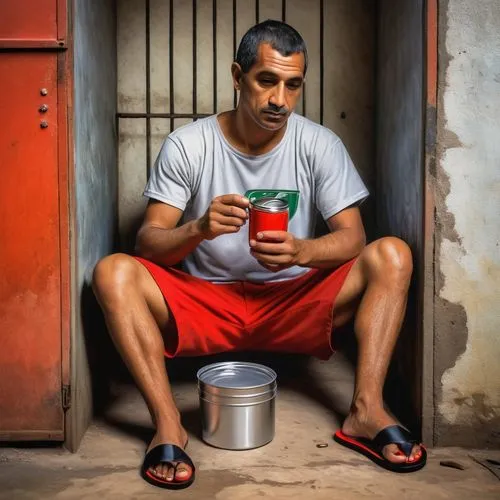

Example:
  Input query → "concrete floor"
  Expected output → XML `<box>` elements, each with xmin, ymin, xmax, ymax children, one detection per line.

<box><xmin>0</xmin><ymin>354</ymin><xmax>499</xmax><ymax>500</ymax></box>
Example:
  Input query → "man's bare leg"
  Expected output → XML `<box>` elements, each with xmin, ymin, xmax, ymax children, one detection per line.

<box><xmin>92</xmin><ymin>253</ymin><xmax>192</xmax><ymax>483</ymax></box>
<box><xmin>332</xmin><ymin>237</ymin><xmax>422</xmax><ymax>463</ymax></box>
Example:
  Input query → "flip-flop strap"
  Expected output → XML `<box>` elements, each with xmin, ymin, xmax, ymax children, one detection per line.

<box><xmin>372</xmin><ymin>425</ymin><xmax>417</xmax><ymax>458</ymax></box>
<box><xmin>143</xmin><ymin>444</ymin><xmax>195</xmax><ymax>472</ymax></box>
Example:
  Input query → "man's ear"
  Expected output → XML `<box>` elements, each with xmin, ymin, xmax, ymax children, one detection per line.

<box><xmin>231</xmin><ymin>62</ymin><xmax>243</xmax><ymax>90</ymax></box>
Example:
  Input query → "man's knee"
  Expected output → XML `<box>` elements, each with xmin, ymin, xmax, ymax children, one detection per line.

<box><xmin>365</xmin><ymin>237</ymin><xmax>413</xmax><ymax>282</ymax></box>
<box><xmin>92</xmin><ymin>253</ymin><xmax>139</xmax><ymax>303</ymax></box>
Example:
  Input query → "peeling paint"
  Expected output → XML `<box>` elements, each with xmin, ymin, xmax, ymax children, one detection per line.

<box><xmin>434</xmin><ymin>0</ymin><xmax>500</xmax><ymax>447</ymax></box>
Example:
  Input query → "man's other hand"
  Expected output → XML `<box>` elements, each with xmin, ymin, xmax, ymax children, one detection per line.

<box><xmin>249</xmin><ymin>231</ymin><xmax>305</xmax><ymax>272</ymax></box>
<box><xmin>197</xmin><ymin>194</ymin><xmax>249</xmax><ymax>240</ymax></box>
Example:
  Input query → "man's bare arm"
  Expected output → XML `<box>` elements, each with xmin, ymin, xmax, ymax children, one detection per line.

<box><xmin>297</xmin><ymin>206</ymin><xmax>366</xmax><ymax>268</ymax></box>
<box><xmin>135</xmin><ymin>201</ymin><xmax>203</xmax><ymax>267</ymax></box>
<box><xmin>136</xmin><ymin>195</ymin><xmax>250</xmax><ymax>267</ymax></box>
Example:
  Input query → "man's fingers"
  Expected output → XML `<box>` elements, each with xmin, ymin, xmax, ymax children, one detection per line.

<box><xmin>215</xmin><ymin>201</ymin><xmax>248</xmax><ymax>221</ymax></box>
<box><xmin>215</xmin><ymin>223</ymin><xmax>242</xmax><ymax>234</ymax></box>
<box><xmin>212</xmin><ymin>213</ymin><xmax>246</xmax><ymax>227</ymax></box>
<box><xmin>249</xmin><ymin>231</ymin><xmax>296</xmax><ymax>266</ymax></box>
<box><xmin>254</xmin><ymin>230</ymin><xmax>288</xmax><ymax>242</ymax></box>
<box><xmin>214</xmin><ymin>194</ymin><xmax>250</xmax><ymax>210</ymax></box>
<box><xmin>200</xmin><ymin>194</ymin><xmax>250</xmax><ymax>239</ymax></box>
<box><xmin>210</xmin><ymin>219</ymin><xmax>244</xmax><ymax>232</ymax></box>
<box><xmin>250</xmin><ymin>241</ymin><xmax>287</xmax><ymax>255</ymax></box>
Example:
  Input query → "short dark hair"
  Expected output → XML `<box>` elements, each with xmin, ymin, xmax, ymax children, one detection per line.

<box><xmin>236</xmin><ymin>20</ymin><xmax>308</xmax><ymax>75</ymax></box>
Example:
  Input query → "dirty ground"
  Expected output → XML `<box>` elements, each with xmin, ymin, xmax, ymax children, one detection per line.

<box><xmin>0</xmin><ymin>354</ymin><xmax>498</xmax><ymax>500</ymax></box>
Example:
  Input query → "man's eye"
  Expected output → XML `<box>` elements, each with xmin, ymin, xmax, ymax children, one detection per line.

<box><xmin>260</xmin><ymin>79</ymin><xmax>275</xmax><ymax>85</ymax></box>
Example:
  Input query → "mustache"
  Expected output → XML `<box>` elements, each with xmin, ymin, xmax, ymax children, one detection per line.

<box><xmin>262</xmin><ymin>105</ymin><xmax>289</xmax><ymax>115</ymax></box>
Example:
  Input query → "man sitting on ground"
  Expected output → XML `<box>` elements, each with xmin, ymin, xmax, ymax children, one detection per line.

<box><xmin>93</xmin><ymin>19</ymin><xmax>426</xmax><ymax>490</ymax></box>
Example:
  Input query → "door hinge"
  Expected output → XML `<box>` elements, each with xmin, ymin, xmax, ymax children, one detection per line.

<box><xmin>62</xmin><ymin>384</ymin><xmax>71</xmax><ymax>411</ymax></box>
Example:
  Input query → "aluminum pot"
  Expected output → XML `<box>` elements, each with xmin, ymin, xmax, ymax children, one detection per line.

<box><xmin>197</xmin><ymin>361</ymin><xmax>277</xmax><ymax>450</ymax></box>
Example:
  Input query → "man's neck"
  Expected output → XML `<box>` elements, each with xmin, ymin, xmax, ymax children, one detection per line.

<box><xmin>218</xmin><ymin>109</ymin><xmax>288</xmax><ymax>156</ymax></box>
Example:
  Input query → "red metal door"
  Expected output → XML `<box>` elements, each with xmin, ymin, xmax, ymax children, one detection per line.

<box><xmin>0</xmin><ymin>0</ymin><xmax>65</xmax><ymax>50</ymax></box>
<box><xmin>0</xmin><ymin>52</ymin><xmax>64</xmax><ymax>440</ymax></box>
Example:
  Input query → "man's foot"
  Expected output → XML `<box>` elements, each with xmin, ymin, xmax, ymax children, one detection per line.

<box><xmin>146</xmin><ymin>425</ymin><xmax>193</xmax><ymax>483</ymax></box>
<box><xmin>341</xmin><ymin>400</ymin><xmax>423</xmax><ymax>464</ymax></box>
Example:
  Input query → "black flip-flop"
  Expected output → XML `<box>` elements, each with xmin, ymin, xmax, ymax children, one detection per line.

<box><xmin>333</xmin><ymin>425</ymin><xmax>427</xmax><ymax>473</ymax></box>
<box><xmin>141</xmin><ymin>443</ymin><xmax>196</xmax><ymax>489</ymax></box>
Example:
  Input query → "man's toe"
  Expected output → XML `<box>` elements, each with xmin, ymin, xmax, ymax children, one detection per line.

<box><xmin>383</xmin><ymin>444</ymin><xmax>409</xmax><ymax>463</ymax></box>
<box><xmin>149</xmin><ymin>464</ymin><xmax>171</xmax><ymax>481</ymax></box>
<box><xmin>149</xmin><ymin>462</ymin><xmax>192</xmax><ymax>482</ymax></box>
<box><xmin>408</xmin><ymin>444</ymin><xmax>422</xmax><ymax>463</ymax></box>
<box><xmin>165</xmin><ymin>464</ymin><xmax>176</xmax><ymax>481</ymax></box>
<box><xmin>175</xmin><ymin>463</ymin><xmax>192</xmax><ymax>481</ymax></box>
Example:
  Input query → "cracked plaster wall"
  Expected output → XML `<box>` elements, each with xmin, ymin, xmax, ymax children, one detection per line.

<box><xmin>435</xmin><ymin>0</ymin><xmax>500</xmax><ymax>447</ymax></box>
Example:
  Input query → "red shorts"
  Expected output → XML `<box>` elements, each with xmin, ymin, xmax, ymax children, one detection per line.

<box><xmin>135</xmin><ymin>257</ymin><xmax>356</xmax><ymax>360</ymax></box>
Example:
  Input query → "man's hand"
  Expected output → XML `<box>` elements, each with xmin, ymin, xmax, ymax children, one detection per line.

<box><xmin>249</xmin><ymin>231</ymin><xmax>306</xmax><ymax>272</ymax></box>
<box><xmin>198</xmin><ymin>194</ymin><xmax>250</xmax><ymax>240</ymax></box>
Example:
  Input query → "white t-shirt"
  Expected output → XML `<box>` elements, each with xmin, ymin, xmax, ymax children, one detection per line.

<box><xmin>144</xmin><ymin>112</ymin><xmax>369</xmax><ymax>283</ymax></box>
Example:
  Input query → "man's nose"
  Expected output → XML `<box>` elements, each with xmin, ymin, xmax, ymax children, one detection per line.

<box><xmin>269</xmin><ymin>83</ymin><xmax>286</xmax><ymax>108</ymax></box>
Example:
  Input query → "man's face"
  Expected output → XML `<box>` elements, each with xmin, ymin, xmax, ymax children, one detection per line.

<box><xmin>235</xmin><ymin>43</ymin><xmax>305</xmax><ymax>131</ymax></box>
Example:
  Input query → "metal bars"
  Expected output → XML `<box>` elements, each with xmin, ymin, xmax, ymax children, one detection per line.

<box><xmin>169</xmin><ymin>0</ymin><xmax>174</xmax><ymax>132</ymax></box>
<box><xmin>145</xmin><ymin>0</ymin><xmax>151</xmax><ymax>175</ymax></box>
<box><xmin>213</xmin><ymin>0</ymin><xmax>217</xmax><ymax>115</ymax></box>
<box><xmin>319</xmin><ymin>0</ymin><xmax>324</xmax><ymax>125</ymax></box>
<box><xmin>233</xmin><ymin>0</ymin><xmax>237</xmax><ymax>108</ymax></box>
<box><xmin>117</xmin><ymin>0</ymin><xmax>326</xmax><ymax>175</ymax></box>
<box><xmin>193</xmin><ymin>0</ymin><xmax>198</xmax><ymax>117</ymax></box>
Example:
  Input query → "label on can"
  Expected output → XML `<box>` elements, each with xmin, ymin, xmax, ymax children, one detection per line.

<box><xmin>248</xmin><ymin>197</ymin><xmax>289</xmax><ymax>242</ymax></box>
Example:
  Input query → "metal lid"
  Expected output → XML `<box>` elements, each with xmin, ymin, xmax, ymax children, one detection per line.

<box><xmin>249</xmin><ymin>197</ymin><xmax>288</xmax><ymax>213</ymax></box>
<box><xmin>197</xmin><ymin>361</ymin><xmax>277</xmax><ymax>389</ymax></box>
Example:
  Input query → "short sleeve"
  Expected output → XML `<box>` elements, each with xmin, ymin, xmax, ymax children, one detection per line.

<box><xmin>313</xmin><ymin>134</ymin><xmax>369</xmax><ymax>220</ymax></box>
<box><xmin>143</xmin><ymin>137</ymin><xmax>192</xmax><ymax>211</ymax></box>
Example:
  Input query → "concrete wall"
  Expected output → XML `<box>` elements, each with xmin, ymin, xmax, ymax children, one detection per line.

<box><xmin>67</xmin><ymin>0</ymin><xmax>117</xmax><ymax>451</ymax></box>
<box><xmin>434</xmin><ymin>0</ymin><xmax>500</xmax><ymax>447</ymax></box>
<box><xmin>117</xmin><ymin>0</ymin><xmax>376</xmax><ymax>249</ymax></box>
<box><xmin>376</xmin><ymin>0</ymin><xmax>424</xmax><ymax>426</ymax></box>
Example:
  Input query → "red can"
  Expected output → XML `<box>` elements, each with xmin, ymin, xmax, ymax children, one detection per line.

<box><xmin>248</xmin><ymin>197</ymin><xmax>289</xmax><ymax>244</ymax></box>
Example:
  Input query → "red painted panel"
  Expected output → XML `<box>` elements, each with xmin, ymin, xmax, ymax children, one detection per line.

<box><xmin>0</xmin><ymin>0</ymin><xmax>58</xmax><ymax>41</ymax></box>
<box><xmin>427</xmin><ymin>0</ymin><xmax>438</xmax><ymax>107</ymax></box>
<box><xmin>0</xmin><ymin>52</ymin><xmax>63</xmax><ymax>434</ymax></box>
